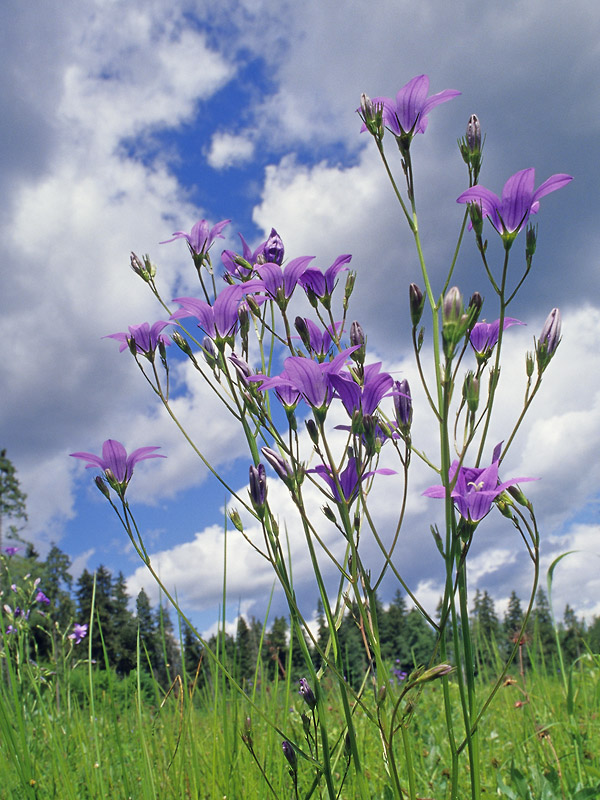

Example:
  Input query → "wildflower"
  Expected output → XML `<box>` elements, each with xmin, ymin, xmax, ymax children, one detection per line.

<box><xmin>68</xmin><ymin>623</ymin><xmax>88</xmax><ymax>644</ymax></box>
<box><xmin>262</xmin><ymin>228</ymin><xmax>285</xmax><ymax>265</ymax></box>
<box><xmin>261</xmin><ymin>447</ymin><xmax>295</xmax><ymax>485</ymax></box>
<box><xmin>70</xmin><ymin>439</ymin><xmax>166</xmax><ymax>495</ymax></box>
<box><xmin>294</xmin><ymin>318</ymin><xmax>340</xmax><ymax>360</ymax></box>
<box><xmin>250</xmin><ymin>348</ymin><xmax>360</xmax><ymax>416</ymax></box>
<box><xmin>35</xmin><ymin>591</ymin><xmax>50</xmax><ymax>606</ymax></box>
<box><xmin>363</xmin><ymin>75</ymin><xmax>460</xmax><ymax>146</ymax></box>
<box><xmin>409</xmin><ymin>283</ymin><xmax>425</xmax><ymax>327</ymax></box>
<box><xmin>254</xmin><ymin>256</ymin><xmax>315</xmax><ymax>310</ymax></box>
<box><xmin>4</xmin><ymin>546</ymin><xmax>20</xmax><ymax>556</ymax></box>
<box><xmin>299</xmin><ymin>254</ymin><xmax>352</xmax><ymax>305</ymax></box>
<box><xmin>160</xmin><ymin>218</ymin><xmax>230</xmax><ymax>256</ymax></box>
<box><xmin>104</xmin><ymin>321</ymin><xmax>171</xmax><ymax>357</ymax></box>
<box><xmin>423</xmin><ymin>444</ymin><xmax>537</xmax><ymax>523</ymax></box>
<box><xmin>170</xmin><ymin>284</ymin><xmax>263</xmax><ymax>345</ymax></box>
<box><xmin>310</xmin><ymin>457</ymin><xmax>395</xmax><ymax>505</ymax></box>
<box><xmin>329</xmin><ymin>362</ymin><xmax>394</xmax><ymax>418</ymax></box>
<box><xmin>469</xmin><ymin>317</ymin><xmax>524</xmax><ymax>359</ymax></box>
<box><xmin>457</xmin><ymin>168</ymin><xmax>573</xmax><ymax>245</ymax></box>
<box><xmin>299</xmin><ymin>678</ymin><xmax>317</xmax><ymax>709</ymax></box>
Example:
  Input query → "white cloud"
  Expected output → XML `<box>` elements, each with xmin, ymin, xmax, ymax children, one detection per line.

<box><xmin>207</xmin><ymin>132</ymin><xmax>255</xmax><ymax>169</ymax></box>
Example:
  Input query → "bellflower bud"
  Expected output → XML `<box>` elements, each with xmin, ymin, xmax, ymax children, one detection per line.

<box><xmin>306</xmin><ymin>419</ymin><xmax>319</xmax><ymax>446</ymax></box>
<box><xmin>526</xmin><ymin>224</ymin><xmax>538</xmax><ymax>260</ymax></box>
<box><xmin>466</xmin><ymin>114</ymin><xmax>481</xmax><ymax>153</ymax></box>
<box><xmin>536</xmin><ymin>308</ymin><xmax>561</xmax><ymax>372</ymax></box>
<box><xmin>294</xmin><ymin>317</ymin><xmax>312</xmax><ymax>351</ymax></box>
<box><xmin>298</xmin><ymin>678</ymin><xmax>317</xmax><ymax>709</ymax></box>
<box><xmin>526</xmin><ymin>351</ymin><xmax>535</xmax><ymax>378</ymax></box>
<box><xmin>462</xmin><ymin>371</ymin><xmax>480</xmax><ymax>413</ymax></box>
<box><xmin>359</xmin><ymin>93</ymin><xmax>384</xmax><ymax>138</ymax></box>
<box><xmin>442</xmin><ymin>287</ymin><xmax>468</xmax><ymax>358</ymax></box>
<box><xmin>409</xmin><ymin>283</ymin><xmax>425</xmax><ymax>327</ymax></box>
<box><xmin>262</xmin><ymin>447</ymin><xmax>294</xmax><ymax>485</ymax></box>
<box><xmin>349</xmin><ymin>320</ymin><xmax>366</xmax><ymax>365</ymax></box>
<box><xmin>393</xmin><ymin>379</ymin><xmax>412</xmax><ymax>431</ymax></box>
<box><xmin>467</xmin><ymin>292</ymin><xmax>483</xmax><ymax>327</ymax></box>
<box><xmin>229</xmin><ymin>353</ymin><xmax>252</xmax><ymax>384</ymax></box>
<box><xmin>443</xmin><ymin>287</ymin><xmax>463</xmax><ymax>324</ymax></box>
<box><xmin>249</xmin><ymin>464</ymin><xmax>267</xmax><ymax>515</ymax></box>
<box><xmin>263</xmin><ymin>228</ymin><xmax>285</xmax><ymax>265</ymax></box>
<box><xmin>282</xmin><ymin>741</ymin><xmax>297</xmax><ymax>771</ymax></box>
<box><xmin>228</xmin><ymin>509</ymin><xmax>244</xmax><ymax>532</ymax></box>
<box><xmin>343</xmin><ymin>271</ymin><xmax>356</xmax><ymax>310</ymax></box>
<box><xmin>95</xmin><ymin>476</ymin><xmax>111</xmax><ymax>499</ymax></box>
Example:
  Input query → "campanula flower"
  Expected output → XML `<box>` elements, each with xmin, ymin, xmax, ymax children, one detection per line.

<box><xmin>329</xmin><ymin>362</ymin><xmax>394</xmax><ymax>417</ymax></box>
<box><xmin>160</xmin><ymin>218</ymin><xmax>230</xmax><ymax>255</ymax></box>
<box><xmin>70</xmin><ymin>439</ymin><xmax>166</xmax><ymax>494</ymax></box>
<box><xmin>536</xmin><ymin>308</ymin><xmax>561</xmax><ymax>371</ymax></box>
<box><xmin>35</xmin><ymin>590</ymin><xmax>50</xmax><ymax>605</ymax></box>
<box><xmin>364</xmin><ymin>75</ymin><xmax>460</xmax><ymax>140</ymax></box>
<box><xmin>310</xmin><ymin>457</ymin><xmax>395</xmax><ymax>505</ymax></box>
<box><xmin>68</xmin><ymin>623</ymin><xmax>88</xmax><ymax>644</ymax></box>
<box><xmin>393</xmin><ymin>378</ymin><xmax>412</xmax><ymax>430</ymax></box>
<box><xmin>456</xmin><ymin>168</ymin><xmax>573</xmax><ymax>243</ymax></box>
<box><xmin>171</xmin><ymin>284</ymin><xmax>263</xmax><ymax>344</ymax></box>
<box><xmin>423</xmin><ymin>444</ymin><xmax>537</xmax><ymax>523</ymax></box>
<box><xmin>104</xmin><ymin>321</ymin><xmax>171</xmax><ymax>356</ymax></box>
<box><xmin>4</xmin><ymin>547</ymin><xmax>20</xmax><ymax>556</ymax></box>
<box><xmin>254</xmin><ymin>256</ymin><xmax>315</xmax><ymax>309</ymax></box>
<box><xmin>469</xmin><ymin>317</ymin><xmax>524</xmax><ymax>358</ymax></box>
<box><xmin>299</xmin><ymin>254</ymin><xmax>352</xmax><ymax>301</ymax></box>
<box><xmin>250</xmin><ymin>348</ymin><xmax>359</xmax><ymax>412</ymax></box>
<box><xmin>299</xmin><ymin>678</ymin><xmax>317</xmax><ymax>709</ymax></box>
<box><xmin>294</xmin><ymin>317</ymin><xmax>340</xmax><ymax>360</ymax></box>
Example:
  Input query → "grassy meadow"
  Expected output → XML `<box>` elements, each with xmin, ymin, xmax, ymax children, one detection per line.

<box><xmin>1</xmin><ymin>625</ymin><xmax>599</xmax><ymax>800</ymax></box>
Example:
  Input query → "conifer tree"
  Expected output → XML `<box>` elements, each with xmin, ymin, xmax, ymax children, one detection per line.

<box><xmin>112</xmin><ymin>572</ymin><xmax>137</xmax><ymax>674</ymax></box>
<box><xmin>266</xmin><ymin>616</ymin><xmax>288</xmax><ymax>679</ymax></box>
<box><xmin>0</xmin><ymin>449</ymin><xmax>28</xmax><ymax>552</ymax></box>
<box><xmin>471</xmin><ymin>590</ymin><xmax>500</xmax><ymax>671</ymax></box>
<box><xmin>531</xmin><ymin>588</ymin><xmax>556</xmax><ymax>669</ymax></box>
<box><xmin>136</xmin><ymin>588</ymin><xmax>159</xmax><ymax>672</ymax></box>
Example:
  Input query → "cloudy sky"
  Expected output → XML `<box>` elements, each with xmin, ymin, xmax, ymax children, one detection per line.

<box><xmin>2</xmin><ymin>0</ymin><xmax>599</xmax><ymax>635</ymax></box>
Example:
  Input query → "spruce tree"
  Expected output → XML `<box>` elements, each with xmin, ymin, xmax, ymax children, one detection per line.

<box><xmin>112</xmin><ymin>572</ymin><xmax>137</xmax><ymax>674</ymax></box>
<box><xmin>136</xmin><ymin>588</ymin><xmax>159</xmax><ymax>672</ymax></box>
<box><xmin>532</xmin><ymin>588</ymin><xmax>556</xmax><ymax>669</ymax></box>
<box><xmin>0</xmin><ymin>449</ymin><xmax>28</xmax><ymax>552</ymax></box>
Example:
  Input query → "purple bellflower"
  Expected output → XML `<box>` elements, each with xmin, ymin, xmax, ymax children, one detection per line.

<box><xmin>4</xmin><ymin>546</ymin><xmax>20</xmax><ymax>556</ymax></box>
<box><xmin>299</xmin><ymin>254</ymin><xmax>352</xmax><ymax>301</ymax></box>
<box><xmin>222</xmin><ymin>229</ymin><xmax>285</xmax><ymax>280</ymax></box>
<box><xmin>329</xmin><ymin>362</ymin><xmax>394</xmax><ymax>417</ymax></box>
<box><xmin>310</xmin><ymin>457</ymin><xmax>395</xmax><ymax>505</ymax></box>
<box><xmin>365</xmin><ymin>75</ymin><xmax>460</xmax><ymax>138</ymax></box>
<box><xmin>68</xmin><ymin>623</ymin><xmax>88</xmax><ymax>644</ymax></box>
<box><xmin>250</xmin><ymin>348</ymin><xmax>360</xmax><ymax>412</ymax></box>
<box><xmin>423</xmin><ymin>443</ymin><xmax>537</xmax><ymax>523</ymax></box>
<box><xmin>160</xmin><ymin>218</ymin><xmax>230</xmax><ymax>256</ymax></box>
<box><xmin>457</xmin><ymin>168</ymin><xmax>573</xmax><ymax>242</ymax></box>
<box><xmin>254</xmin><ymin>256</ymin><xmax>315</xmax><ymax>309</ymax></box>
<box><xmin>294</xmin><ymin>318</ymin><xmax>341</xmax><ymax>360</ymax></box>
<box><xmin>35</xmin><ymin>590</ymin><xmax>50</xmax><ymax>606</ymax></box>
<box><xmin>70</xmin><ymin>439</ymin><xmax>166</xmax><ymax>494</ymax></box>
<box><xmin>171</xmin><ymin>283</ymin><xmax>263</xmax><ymax>344</ymax></box>
<box><xmin>104</xmin><ymin>320</ymin><xmax>171</xmax><ymax>357</ymax></box>
<box><xmin>469</xmin><ymin>317</ymin><xmax>524</xmax><ymax>358</ymax></box>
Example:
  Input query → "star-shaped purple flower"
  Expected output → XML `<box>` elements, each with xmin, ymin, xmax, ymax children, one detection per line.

<box><xmin>329</xmin><ymin>362</ymin><xmax>394</xmax><ymax>417</ymax></box>
<box><xmin>160</xmin><ymin>219</ymin><xmax>230</xmax><ymax>255</ymax></box>
<box><xmin>310</xmin><ymin>457</ymin><xmax>395</xmax><ymax>505</ymax></box>
<box><xmin>70</xmin><ymin>439</ymin><xmax>166</xmax><ymax>492</ymax></box>
<box><xmin>423</xmin><ymin>444</ymin><xmax>537</xmax><ymax>523</ymax></box>
<box><xmin>457</xmin><ymin>168</ymin><xmax>573</xmax><ymax>238</ymax></box>
<box><xmin>299</xmin><ymin>254</ymin><xmax>352</xmax><ymax>300</ymax></box>
<box><xmin>104</xmin><ymin>321</ymin><xmax>171</xmax><ymax>356</ymax></box>
<box><xmin>170</xmin><ymin>283</ymin><xmax>263</xmax><ymax>342</ymax></box>
<box><xmin>68</xmin><ymin>623</ymin><xmax>88</xmax><ymax>644</ymax></box>
<box><xmin>366</xmin><ymin>75</ymin><xmax>460</xmax><ymax>137</ymax></box>
<box><xmin>469</xmin><ymin>317</ymin><xmax>524</xmax><ymax>357</ymax></box>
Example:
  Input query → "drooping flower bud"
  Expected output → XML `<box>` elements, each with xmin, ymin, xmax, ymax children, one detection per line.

<box><xmin>249</xmin><ymin>464</ymin><xmax>267</xmax><ymax>515</ymax></box>
<box><xmin>306</xmin><ymin>419</ymin><xmax>319</xmax><ymax>447</ymax></box>
<box><xmin>298</xmin><ymin>678</ymin><xmax>317</xmax><ymax>709</ymax></box>
<box><xmin>409</xmin><ymin>283</ymin><xmax>426</xmax><ymax>327</ymax></box>
<box><xmin>536</xmin><ymin>308</ymin><xmax>561</xmax><ymax>372</ymax></box>
<box><xmin>95</xmin><ymin>476</ymin><xmax>111</xmax><ymax>499</ymax></box>
<box><xmin>263</xmin><ymin>228</ymin><xmax>284</xmax><ymax>265</ymax></box>
<box><xmin>229</xmin><ymin>353</ymin><xmax>253</xmax><ymax>384</ymax></box>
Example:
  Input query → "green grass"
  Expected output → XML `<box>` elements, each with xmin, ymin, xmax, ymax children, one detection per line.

<box><xmin>1</xmin><ymin>643</ymin><xmax>599</xmax><ymax>799</ymax></box>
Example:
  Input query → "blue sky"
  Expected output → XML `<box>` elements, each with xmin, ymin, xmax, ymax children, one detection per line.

<box><xmin>2</xmin><ymin>0</ymin><xmax>600</xmax><ymax>635</ymax></box>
